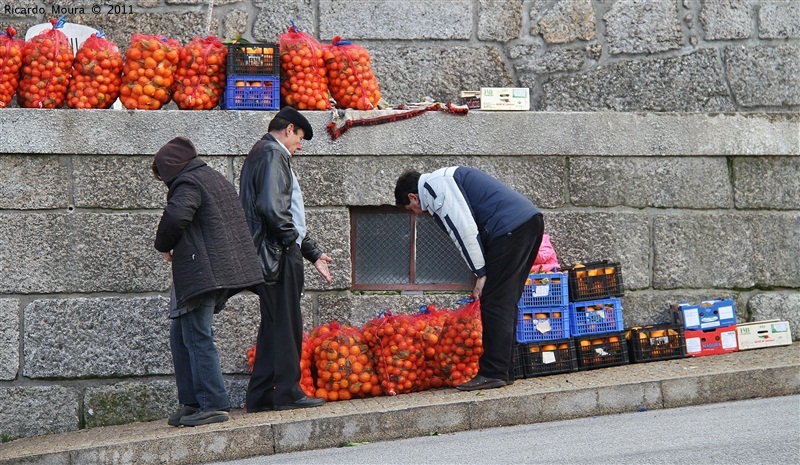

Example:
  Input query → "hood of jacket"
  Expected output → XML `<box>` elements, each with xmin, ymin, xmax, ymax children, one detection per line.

<box><xmin>154</xmin><ymin>137</ymin><xmax>197</xmax><ymax>183</ymax></box>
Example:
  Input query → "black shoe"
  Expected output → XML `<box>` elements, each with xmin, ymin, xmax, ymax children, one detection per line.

<box><xmin>506</xmin><ymin>379</ymin><xmax>515</xmax><ymax>386</ymax></box>
<box><xmin>456</xmin><ymin>375</ymin><xmax>507</xmax><ymax>391</ymax></box>
<box><xmin>274</xmin><ymin>396</ymin><xmax>325</xmax><ymax>411</ymax></box>
<box><xmin>180</xmin><ymin>410</ymin><xmax>229</xmax><ymax>427</ymax></box>
<box><xmin>245</xmin><ymin>406</ymin><xmax>273</xmax><ymax>414</ymax></box>
<box><xmin>168</xmin><ymin>405</ymin><xmax>199</xmax><ymax>427</ymax></box>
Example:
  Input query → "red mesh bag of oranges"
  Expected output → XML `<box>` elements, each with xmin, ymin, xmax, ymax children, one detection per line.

<box><xmin>417</xmin><ymin>304</ymin><xmax>452</xmax><ymax>390</ymax></box>
<box><xmin>171</xmin><ymin>35</ymin><xmax>227</xmax><ymax>110</ymax></box>
<box><xmin>279</xmin><ymin>23</ymin><xmax>331</xmax><ymax>111</ymax></box>
<box><xmin>435</xmin><ymin>298</ymin><xmax>484</xmax><ymax>387</ymax></box>
<box><xmin>0</xmin><ymin>26</ymin><xmax>23</xmax><ymax>108</ymax></box>
<box><xmin>17</xmin><ymin>18</ymin><xmax>74</xmax><ymax>108</ymax></box>
<box><xmin>312</xmin><ymin>321</ymin><xmax>381</xmax><ymax>402</ymax></box>
<box><xmin>323</xmin><ymin>36</ymin><xmax>382</xmax><ymax>110</ymax></box>
<box><xmin>67</xmin><ymin>30</ymin><xmax>122</xmax><ymax>109</ymax></box>
<box><xmin>362</xmin><ymin>311</ymin><xmax>429</xmax><ymax>396</ymax></box>
<box><xmin>120</xmin><ymin>33</ymin><xmax>180</xmax><ymax>110</ymax></box>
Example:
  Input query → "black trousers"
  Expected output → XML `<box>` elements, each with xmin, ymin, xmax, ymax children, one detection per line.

<box><xmin>246</xmin><ymin>244</ymin><xmax>306</xmax><ymax>410</ymax></box>
<box><xmin>478</xmin><ymin>214</ymin><xmax>544</xmax><ymax>381</ymax></box>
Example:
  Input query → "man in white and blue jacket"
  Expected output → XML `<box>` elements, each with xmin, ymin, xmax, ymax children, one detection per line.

<box><xmin>395</xmin><ymin>167</ymin><xmax>544</xmax><ymax>391</ymax></box>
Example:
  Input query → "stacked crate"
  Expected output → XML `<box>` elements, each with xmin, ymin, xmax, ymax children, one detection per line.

<box><xmin>514</xmin><ymin>271</ymin><xmax>576</xmax><ymax>378</ymax></box>
<box><xmin>672</xmin><ymin>299</ymin><xmax>738</xmax><ymax>357</ymax></box>
<box><xmin>626</xmin><ymin>324</ymin><xmax>687</xmax><ymax>363</ymax></box>
<box><xmin>222</xmin><ymin>44</ymin><xmax>280</xmax><ymax>110</ymax></box>
<box><xmin>564</xmin><ymin>261</ymin><xmax>629</xmax><ymax>370</ymax></box>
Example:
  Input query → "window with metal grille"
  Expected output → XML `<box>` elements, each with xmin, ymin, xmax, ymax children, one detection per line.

<box><xmin>351</xmin><ymin>207</ymin><xmax>474</xmax><ymax>291</ymax></box>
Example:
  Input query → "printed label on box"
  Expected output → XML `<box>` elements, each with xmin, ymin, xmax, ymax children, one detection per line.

<box><xmin>721</xmin><ymin>331</ymin><xmax>737</xmax><ymax>349</ymax></box>
<box><xmin>542</xmin><ymin>351</ymin><xmax>556</xmax><ymax>364</ymax></box>
<box><xmin>686</xmin><ymin>337</ymin><xmax>702</xmax><ymax>353</ymax></box>
<box><xmin>683</xmin><ymin>308</ymin><xmax>700</xmax><ymax>328</ymax></box>
<box><xmin>534</xmin><ymin>285</ymin><xmax>550</xmax><ymax>297</ymax></box>
<box><xmin>718</xmin><ymin>305</ymin><xmax>734</xmax><ymax>320</ymax></box>
<box><xmin>535</xmin><ymin>319</ymin><xmax>552</xmax><ymax>334</ymax></box>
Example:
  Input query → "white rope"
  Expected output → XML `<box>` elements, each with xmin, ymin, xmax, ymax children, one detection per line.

<box><xmin>205</xmin><ymin>0</ymin><xmax>214</xmax><ymax>37</ymax></box>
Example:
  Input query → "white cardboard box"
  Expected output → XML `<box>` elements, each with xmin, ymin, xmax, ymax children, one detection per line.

<box><xmin>480</xmin><ymin>87</ymin><xmax>529</xmax><ymax>111</ymax></box>
<box><xmin>735</xmin><ymin>320</ymin><xmax>792</xmax><ymax>350</ymax></box>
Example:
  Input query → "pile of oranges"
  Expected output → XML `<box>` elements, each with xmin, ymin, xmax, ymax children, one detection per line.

<box><xmin>17</xmin><ymin>19</ymin><xmax>73</xmax><ymax>108</ymax></box>
<box><xmin>0</xmin><ymin>27</ymin><xmax>23</xmax><ymax>108</ymax></box>
<box><xmin>171</xmin><ymin>36</ymin><xmax>226</xmax><ymax>110</ymax></box>
<box><xmin>120</xmin><ymin>34</ymin><xmax>179</xmax><ymax>110</ymax></box>
<box><xmin>67</xmin><ymin>32</ymin><xmax>122</xmax><ymax>109</ymax></box>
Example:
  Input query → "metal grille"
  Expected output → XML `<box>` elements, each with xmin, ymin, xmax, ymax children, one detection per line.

<box><xmin>352</xmin><ymin>208</ymin><xmax>472</xmax><ymax>289</ymax></box>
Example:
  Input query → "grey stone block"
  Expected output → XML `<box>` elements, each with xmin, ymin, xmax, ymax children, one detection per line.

<box><xmin>369</xmin><ymin>44</ymin><xmax>514</xmax><ymax>105</ymax></box>
<box><xmin>603</xmin><ymin>0</ymin><xmax>683</xmax><ymax>55</ymax></box>
<box><xmin>0</xmin><ymin>155</ymin><xmax>69</xmax><ymax>209</ymax></box>
<box><xmin>545</xmin><ymin>212</ymin><xmax>650</xmax><ymax>290</ymax></box>
<box><xmin>621</xmin><ymin>291</ymin><xmax>745</xmax><ymax>329</ymax></box>
<box><xmin>253</xmin><ymin>0</ymin><xmax>315</xmax><ymax>42</ymax></box>
<box><xmin>0</xmin><ymin>386</ymin><xmax>79</xmax><ymax>440</ymax></box>
<box><xmin>478</xmin><ymin>0</ymin><xmax>523</xmax><ymax>42</ymax></box>
<box><xmin>733</xmin><ymin>156</ymin><xmax>800</xmax><ymax>210</ymax></box>
<box><xmin>223</xmin><ymin>8</ymin><xmax>250</xmax><ymax>42</ymax></box>
<box><xmin>758</xmin><ymin>0</ymin><xmax>800</xmax><ymax>39</ymax></box>
<box><xmin>73</xmin><ymin>156</ymin><xmax>229</xmax><ymax>209</ymax></box>
<box><xmin>747</xmin><ymin>292</ymin><xmax>800</xmax><ymax>340</ymax></box>
<box><xmin>0</xmin><ymin>299</ymin><xmax>18</xmax><ymax>381</ymax></box>
<box><xmin>469</xmin><ymin>394</ymin><xmax>544</xmax><ymax>428</ymax></box>
<box><xmin>318</xmin><ymin>293</ymin><xmax>466</xmax><ymax>328</ymax></box>
<box><xmin>319</xmin><ymin>0</ymin><xmax>472</xmax><ymax>40</ymax></box>
<box><xmin>0</xmin><ymin>212</ymin><xmax>170</xmax><ymax>294</ymax></box>
<box><xmin>541</xmin><ymin>49</ymin><xmax>734</xmax><ymax>112</ymax></box>
<box><xmin>213</xmin><ymin>293</ymin><xmax>261</xmax><ymax>374</ymax></box>
<box><xmin>653</xmin><ymin>213</ymin><xmax>800</xmax><ymax>289</ymax></box>
<box><xmin>84</xmin><ymin>380</ymin><xmax>178</xmax><ymax>428</ymax></box>
<box><xmin>536</xmin><ymin>0</ymin><xmax>596</xmax><ymax>44</ymax></box>
<box><xmin>68</xmin><ymin>12</ymin><xmax>218</xmax><ymax>50</ymax></box>
<box><xmin>511</xmin><ymin>46</ymin><xmax>588</xmax><ymax>74</ymax></box>
<box><xmin>23</xmin><ymin>296</ymin><xmax>172</xmax><ymax>378</ymax></box>
<box><xmin>302</xmin><ymin>208</ymin><xmax>352</xmax><ymax>292</ymax></box>
<box><xmin>726</xmin><ymin>45</ymin><xmax>800</xmax><ymax>108</ymax></box>
<box><xmin>537</xmin><ymin>388</ymin><xmax>597</xmax><ymax>422</ymax></box>
<box><xmin>699</xmin><ymin>0</ymin><xmax>753</xmax><ymax>40</ymax></box>
<box><xmin>595</xmin><ymin>381</ymin><xmax>662</xmax><ymax>414</ymax></box>
<box><xmin>570</xmin><ymin>157</ymin><xmax>732</xmax><ymax>208</ymax></box>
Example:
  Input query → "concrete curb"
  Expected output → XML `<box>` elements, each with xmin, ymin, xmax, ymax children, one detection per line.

<box><xmin>1</xmin><ymin>344</ymin><xmax>798</xmax><ymax>465</ymax></box>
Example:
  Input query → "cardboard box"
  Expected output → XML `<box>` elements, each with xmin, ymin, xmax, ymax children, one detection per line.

<box><xmin>685</xmin><ymin>325</ymin><xmax>738</xmax><ymax>357</ymax></box>
<box><xmin>480</xmin><ymin>87</ymin><xmax>529</xmax><ymax>111</ymax></box>
<box><xmin>460</xmin><ymin>90</ymin><xmax>481</xmax><ymax>109</ymax></box>
<box><xmin>672</xmin><ymin>299</ymin><xmax>736</xmax><ymax>330</ymax></box>
<box><xmin>736</xmin><ymin>320</ymin><xmax>792</xmax><ymax>350</ymax></box>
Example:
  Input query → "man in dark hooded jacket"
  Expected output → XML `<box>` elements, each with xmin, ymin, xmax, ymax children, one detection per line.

<box><xmin>153</xmin><ymin>137</ymin><xmax>264</xmax><ymax>426</ymax></box>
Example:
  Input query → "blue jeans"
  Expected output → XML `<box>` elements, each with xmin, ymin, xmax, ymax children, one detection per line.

<box><xmin>170</xmin><ymin>292</ymin><xmax>230</xmax><ymax>411</ymax></box>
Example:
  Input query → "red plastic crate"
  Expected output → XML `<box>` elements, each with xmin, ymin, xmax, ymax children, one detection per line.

<box><xmin>684</xmin><ymin>325</ymin><xmax>738</xmax><ymax>357</ymax></box>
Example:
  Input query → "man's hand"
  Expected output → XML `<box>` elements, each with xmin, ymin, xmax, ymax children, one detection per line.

<box><xmin>162</xmin><ymin>251</ymin><xmax>172</xmax><ymax>262</ymax></box>
<box><xmin>473</xmin><ymin>275</ymin><xmax>486</xmax><ymax>299</ymax></box>
<box><xmin>313</xmin><ymin>253</ymin><xmax>334</xmax><ymax>284</ymax></box>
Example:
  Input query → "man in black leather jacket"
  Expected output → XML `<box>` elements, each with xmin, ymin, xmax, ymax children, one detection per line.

<box><xmin>240</xmin><ymin>106</ymin><xmax>333</xmax><ymax>411</ymax></box>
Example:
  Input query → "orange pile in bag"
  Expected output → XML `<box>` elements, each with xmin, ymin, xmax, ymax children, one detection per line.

<box><xmin>279</xmin><ymin>24</ymin><xmax>331</xmax><ymax>110</ymax></box>
<box><xmin>324</xmin><ymin>36</ymin><xmax>381</xmax><ymax>110</ymax></box>
<box><xmin>172</xmin><ymin>36</ymin><xmax>227</xmax><ymax>110</ymax></box>
<box><xmin>120</xmin><ymin>33</ymin><xmax>179</xmax><ymax>110</ymax></box>
<box><xmin>313</xmin><ymin>322</ymin><xmax>381</xmax><ymax>401</ymax></box>
<box><xmin>435</xmin><ymin>299</ymin><xmax>483</xmax><ymax>387</ymax></box>
<box><xmin>299</xmin><ymin>333</ymin><xmax>315</xmax><ymax>397</ymax></box>
<box><xmin>0</xmin><ymin>27</ymin><xmax>23</xmax><ymax>108</ymax></box>
<box><xmin>18</xmin><ymin>18</ymin><xmax>74</xmax><ymax>108</ymax></box>
<box><xmin>362</xmin><ymin>311</ymin><xmax>428</xmax><ymax>395</ymax></box>
<box><xmin>67</xmin><ymin>31</ymin><xmax>123</xmax><ymax>109</ymax></box>
<box><xmin>418</xmin><ymin>304</ymin><xmax>451</xmax><ymax>389</ymax></box>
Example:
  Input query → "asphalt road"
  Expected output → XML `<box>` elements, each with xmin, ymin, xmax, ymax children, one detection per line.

<box><xmin>210</xmin><ymin>394</ymin><xmax>800</xmax><ymax>465</ymax></box>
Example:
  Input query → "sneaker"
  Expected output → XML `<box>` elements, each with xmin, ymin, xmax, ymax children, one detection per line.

<box><xmin>180</xmin><ymin>410</ymin><xmax>229</xmax><ymax>427</ymax></box>
<box><xmin>168</xmin><ymin>405</ymin><xmax>199</xmax><ymax>427</ymax></box>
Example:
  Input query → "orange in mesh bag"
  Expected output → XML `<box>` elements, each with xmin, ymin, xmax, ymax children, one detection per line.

<box><xmin>18</xmin><ymin>18</ymin><xmax>74</xmax><ymax>108</ymax></box>
<box><xmin>417</xmin><ymin>304</ymin><xmax>452</xmax><ymax>390</ymax></box>
<box><xmin>0</xmin><ymin>27</ymin><xmax>23</xmax><ymax>108</ymax></box>
<box><xmin>67</xmin><ymin>30</ymin><xmax>122</xmax><ymax>109</ymax></box>
<box><xmin>435</xmin><ymin>298</ymin><xmax>483</xmax><ymax>387</ymax></box>
<box><xmin>313</xmin><ymin>321</ymin><xmax>381</xmax><ymax>401</ymax></box>
<box><xmin>323</xmin><ymin>36</ymin><xmax>382</xmax><ymax>110</ymax></box>
<box><xmin>172</xmin><ymin>36</ymin><xmax>227</xmax><ymax>110</ymax></box>
<box><xmin>120</xmin><ymin>33</ymin><xmax>179</xmax><ymax>110</ymax></box>
<box><xmin>279</xmin><ymin>23</ymin><xmax>331</xmax><ymax>111</ymax></box>
<box><xmin>362</xmin><ymin>311</ymin><xmax>429</xmax><ymax>396</ymax></box>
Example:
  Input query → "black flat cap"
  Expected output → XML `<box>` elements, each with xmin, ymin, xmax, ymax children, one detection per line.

<box><xmin>275</xmin><ymin>106</ymin><xmax>313</xmax><ymax>140</ymax></box>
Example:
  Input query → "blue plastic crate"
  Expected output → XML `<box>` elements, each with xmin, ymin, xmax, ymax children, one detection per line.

<box><xmin>518</xmin><ymin>272</ymin><xmax>569</xmax><ymax>308</ymax></box>
<box><xmin>569</xmin><ymin>298</ymin><xmax>623</xmax><ymax>336</ymax></box>
<box><xmin>671</xmin><ymin>299</ymin><xmax>736</xmax><ymax>331</ymax></box>
<box><xmin>222</xmin><ymin>75</ymin><xmax>280</xmax><ymax>110</ymax></box>
<box><xmin>516</xmin><ymin>306</ymin><xmax>570</xmax><ymax>343</ymax></box>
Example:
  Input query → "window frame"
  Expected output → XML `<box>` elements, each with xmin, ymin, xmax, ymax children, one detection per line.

<box><xmin>350</xmin><ymin>206</ymin><xmax>474</xmax><ymax>292</ymax></box>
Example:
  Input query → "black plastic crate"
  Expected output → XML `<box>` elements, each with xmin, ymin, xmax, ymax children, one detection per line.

<box><xmin>564</xmin><ymin>260</ymin><xmax>624</xmax><ymax>302</ymax></box>
<box><xmin>514</xmin><ymin>339</ymin><xmax>578</xmax><ymax>378</ymax></box>
<box><xmin>226</xmin><ymin>43</ymin><xmax>280</xmax><ymax>76</ymax></box>
<box><xmin>574</xmin><ymin>332</ymin><xmax>630</xmax><ymax>370</ymax></box>
<box><xmin>626</xmin><ymin>324</ymin><xmax>687</xmax><ymax>363</ymax></box>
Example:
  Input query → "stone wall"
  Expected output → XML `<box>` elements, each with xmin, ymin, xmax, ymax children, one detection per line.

<box><xmin>1</xmin><ymin>0</ymin><xmax>798</xmax><ymax>111</ymax></box>
<box><xmin>0</xmin><ymin>109</ymin><xmax>799</xmax><ymax>441</ymax></box>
